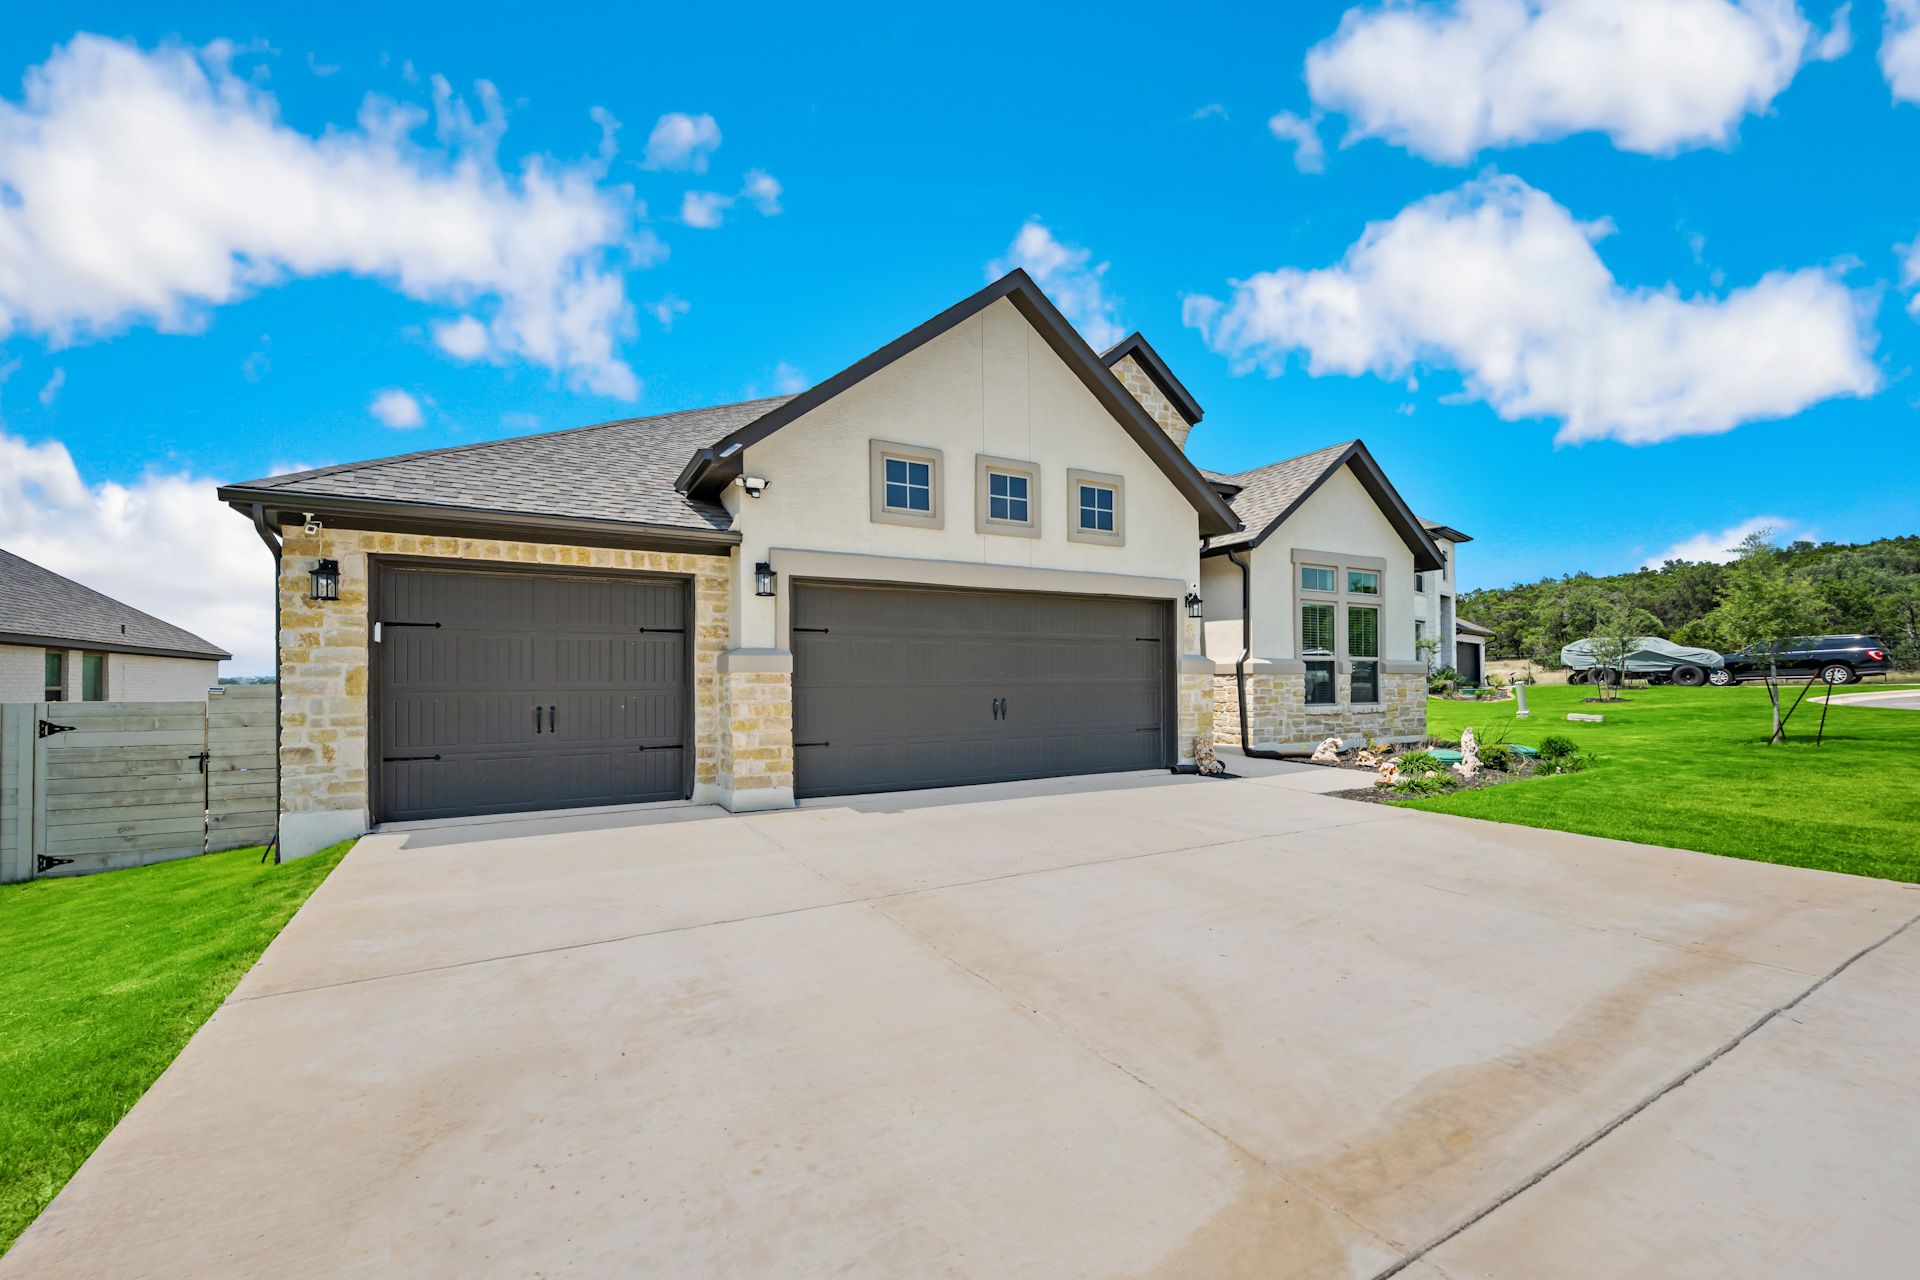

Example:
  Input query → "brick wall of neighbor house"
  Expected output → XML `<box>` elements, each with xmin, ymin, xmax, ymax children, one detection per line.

<box><xmin>106</xmin><ymin>654</ymin><xmax>220</xmax><ymax>701</ymax></box>
<box><xmin>1110</xmin><ymin>353</ymin><xmax>1192</xmax><ymax>450</ymax></box>
<box><xmin>0</xmin><ymin>643</ymin><xmax>44</xmax><ymax>702</ymax></box>
<box><xmin>274</xmin><ymin>526</ymin><xmax>736</xmax><ymax>858</ymax></box>
<box><xmin>1213</xmin><ymin>669</ymin><xmax>1424</xmax><ymax>749</ymax></box>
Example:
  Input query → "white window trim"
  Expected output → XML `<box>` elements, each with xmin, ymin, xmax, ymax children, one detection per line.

<box><xmin>1066</xmin><ymin>468</ymin><xmax>1126</xmax><ymax>546</ymax></box>
<box><xmin>869</xmin><ymin>439</ymin><xmax>944</xmax><ymax>530</ymax></box>
<box><xmin>974</xmin><ymin>454</ymin><xmax>1040</xmax><ymax>539</ymax></box>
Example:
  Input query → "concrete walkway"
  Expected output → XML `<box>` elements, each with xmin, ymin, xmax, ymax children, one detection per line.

<box><xmin>7</xmin><ymin>766</ymin><xmax>1916</xmax><ymax>1278</ymax></box>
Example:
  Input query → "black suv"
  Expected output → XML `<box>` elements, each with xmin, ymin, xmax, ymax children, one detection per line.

<box><xmin>1710</xmin><ymin>635</ymin><xmax>1893</xmax><ymax>686</ymax></box>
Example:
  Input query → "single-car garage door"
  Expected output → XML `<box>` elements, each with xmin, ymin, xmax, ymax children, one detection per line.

<box><xmin>791</xmin><ymin>582</ymin><xmax>1172</xmax><ymax>798</ymax></box>
<box><xmin>374</xmin><ymin>566</ymin><xmax>688</xmax><ymax>823</ymax></box>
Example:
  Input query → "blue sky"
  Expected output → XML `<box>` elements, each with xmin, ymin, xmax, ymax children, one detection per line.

<box><xmin>2</xmin><ymin>1</ymin><xmax>1917</xmax><ymax>672</ymax></box>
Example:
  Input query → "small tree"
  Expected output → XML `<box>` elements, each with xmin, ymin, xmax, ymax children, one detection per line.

<box><xmin>1696</xmin><ymin>528</ymin><xmax>1828</xmax><ymax>741</ymax></box>
<box><xmin>1585</xmin><ymin>599</ymin><xmax>1660</xmax><ymax>702</ymax></box>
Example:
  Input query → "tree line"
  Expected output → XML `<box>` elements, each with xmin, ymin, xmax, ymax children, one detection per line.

<box><xmin>1460</xmin><ymin>533</ymin><xmax>1920</xmax><ymax>667</ymax></box>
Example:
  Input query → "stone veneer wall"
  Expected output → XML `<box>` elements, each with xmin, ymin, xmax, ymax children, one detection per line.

<box><xmin>1211</xmin><ymin>669</ymin><xmax>1425</xmax><ymax>749</ymax></box>
<box><xmin>715</xmin><ymin>667</ymin><xmax>794</xmax><ymax>808</ymax></box>
<box><xmin>274</xmin><ymin>526</ymin><xmax>733</xmax><ymax>857</ymax></box>
<box><xmin>1111</xmin><ymin>353</ymin><xmax>1192</xmax><ymax>451</ymax></box>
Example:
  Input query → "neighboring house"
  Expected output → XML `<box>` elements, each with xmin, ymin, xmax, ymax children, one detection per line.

<box><xmin>1453</xmin><ymin>617</ymin><xmax>1492</xmax><ymax>685</ymax></box>
<box><xmin>0</xmin><ymin>548</ymin><xmax>229</xmax><ymax>702</ymax></box>
<box><xmin>1414</xmin><ymin>519</ymin><xmax>1474</xmax><ymax>676</ymax></box>
<box><xmin>220</xmin><ymin>270</ymin><xmax>1241</xmax><ymax>858</ymax></box>
<box><xmin>1199</xmin><ymin>445</ymin><xmax>1445</xmax><ymax>752</ymax></box>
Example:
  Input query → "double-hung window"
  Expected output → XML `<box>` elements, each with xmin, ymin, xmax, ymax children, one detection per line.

<box><xmin>1301</xmin><ymin>603</ymin><xmax>1337</xmax><ymax>705</ymax></box>
<box><xmin>1349</xmin><ymin>605</ymin><xmax>1380</xmax><ymax>704</ymax></box>
<box><xmin>43</xmin><ymin>650</ymin><xmax>65</xmax><ymax>702</ymax></box>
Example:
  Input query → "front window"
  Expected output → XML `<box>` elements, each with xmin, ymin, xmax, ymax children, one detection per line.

<box><xmin>884</xmin><ymin>456</ymin><xmax>932</xmax><ymax>512</ymax></box>
<box><xmin>81</xmin><ymin>651</ymin><xmax>106</xmax><ymax>701</ymax></box>
<box><xmin>1349</xmin><ymin>605</ymin><xmax>1379</xmax><ymax>703</ymax></box>
<box><xmin>1077</xmin><ymin>483</ymin><xmax>1115</xmax><ymax>532</ymax></box>
<box><xmin>1415</xmin><ymin>571</ymin><xmax>1427</xmax><ymax>593</ymax></box>
<box><xmin>1300</xmin><ymin>565</ymin><xmax>1335</xmax><ymax>593</ymax></box>
<box><xmin>1302</xmin><ymin>602</ymin><xmax>1336</xmax><ymax>705</ymax></box>
<box><xmin>44</xmin><ymin>650</ymin><xmax>64</xmax><ymax>702</ymax></box>
<box><xmin>988</xmin><ymin>470</ymin><xmax>1029</xmax><ymax>524</ymax></box>
<box><xmin>1347</xmin><ymin>569</ymin><xmax>1380</xmax><ymax>595</ymax></box>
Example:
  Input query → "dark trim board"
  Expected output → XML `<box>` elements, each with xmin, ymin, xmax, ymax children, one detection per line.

<box><xmin>218</xmin><ymin>490</ymin><xmax>740</xmax><ymax>556</ymax></box>
<box><xmin>678</xmin><ymin>270</ymin><xmax>1241</xmax><ymax>538</ymax></box>
<box><xmin>1202</xmin><ymin>441</ymin><xmax>1445</xmax><ymax>572</ymax></box>
<box><xmin>0</xmin><ymin>630</ymin><xmax>230</xmax><ymax>663</ymax></box>
<box><xmin>366</xmin><ymin>557</ymin><xmax>697</xmax><ymax>824</ymax></box>
<box><xmin>1099</xmin><ymin>332</ymin><xmax>1204</xmax><ymax>426</ymax></box>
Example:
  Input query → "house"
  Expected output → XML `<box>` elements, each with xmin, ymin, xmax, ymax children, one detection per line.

<box><xmin>0</xmin><ymin>548</ymin><xmax>229</xmax><ymax>702</ymax></box>
<box><xmin>1197</xmin><ymin>444</ymin><xmax>1445</xmax><ymax>753</ymax></box>
<box><xmin>220</xmin><ymin>270</ymin><xmax>1438</xmax><ymax>859</ymax></box>
<box><xmin>1414</xmin><ymin>519</ymin><xmax>1472</xmax><ymax>675</ymax></box>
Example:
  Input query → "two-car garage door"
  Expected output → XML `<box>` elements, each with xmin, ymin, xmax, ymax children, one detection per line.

<box><xmin>790</xmin><ymin>582</ymin><xmax>1173</xmax><ymax>798</ymax></box>
<box><xmin>373</xmin><ymin>566</ymin><xmax>1174</xmax><ymax>822</ymax></box>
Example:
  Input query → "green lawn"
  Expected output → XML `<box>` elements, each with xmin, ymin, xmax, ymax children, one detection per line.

<box><xmin>1404</xmin><ymin>683</ymin><xmax>1920</xmax><ymax>882</ymax></box>
<box><xmin>0</xmin><ymin>842</ymin><xmax>351</xmax><ymax>1256</ymax></box>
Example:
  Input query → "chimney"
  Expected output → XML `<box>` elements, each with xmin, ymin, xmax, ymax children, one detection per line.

<box><xmin>1102</xmin><ymin>334</ymin><xmax>1202</xmax><ymax>451</ymax></box>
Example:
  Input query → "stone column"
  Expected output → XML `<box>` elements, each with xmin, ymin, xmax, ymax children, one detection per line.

<box><xmin>713</xmin><ymin>650</ymin><xmax>795</xmax><ymax>812</ymax></box>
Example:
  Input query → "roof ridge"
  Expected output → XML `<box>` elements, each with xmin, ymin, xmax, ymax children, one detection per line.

<box><xmin>232</xmin><ymin>393</ymin><xmax>799</xmax><ymax>491</ymax></box>
<box><xmin>1216</xmin><ymin>438</ymin><xmax>1357</xmax><ymax>481</ymax></box>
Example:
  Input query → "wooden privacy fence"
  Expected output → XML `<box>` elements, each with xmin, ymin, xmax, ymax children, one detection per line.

<box><xmin>0</xmin><ymin>685</ymin><xmax>276</xmax><ymax>883</ymax></box>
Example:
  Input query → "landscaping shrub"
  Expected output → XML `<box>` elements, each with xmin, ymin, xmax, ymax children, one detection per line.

<box><xmin>1478</xmin><ymin>742</ymin><xmax>1515</xmax><ymax>771</ymax></box>
<box><xmin>1393</xmin><ymin>771</ymin><xmax>1458</xmax><ymax>795</ymax></box>
<box><xmin>1537</xmin><ymin>752</ymin><xmax>1587</xmax><ymax>776</ymax></box>
<box><xmin>1536</xmin><ymin>734</ymin><xmax>1579</xmax><ymax>761</ymax></box>
<box><xmin>1428</xmin><ymin>666</ymin><xmax>1459</xmax><ymax>694</ymax></box>
<box><xmin>1427</xmin><ymin>736</ymin><xmax>1460</xmax><ymax>749</ymax></box>
<box><xmin>1395</xmin><ymin>750</ymin><xmax>1446</xmax><ymax>777</ymax></box>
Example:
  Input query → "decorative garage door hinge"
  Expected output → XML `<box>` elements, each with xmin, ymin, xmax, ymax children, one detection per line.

<box><xmin>36</xmin><ymin>855</ymin><xmax>75</xmax><ymax>873</ymax></box>
<box><xmin>635</xmin><ymin>627</ymin><xmax>685</xmax><ymax>634</ymax></box>
<box><xmin>634</xmin><ymin>744</ymin><xmax>686</xmax><ymax>752</ymax></box>
<box><xmin>38</xmin><ymin>719</ymin><xmax>76</xmax><ymax>738</ymax></box>
<box><xmin>382</xmin><ymin>754</ymin><xmax>443</xmax><ymax>763</ymax></box>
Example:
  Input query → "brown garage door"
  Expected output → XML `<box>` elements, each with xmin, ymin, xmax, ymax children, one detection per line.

<box><xmin>374</xmin><ymin>566</ymin><xmax>688</xmax><ymax>823</ymax></box>
<box><xmin>791</xmin><ymin>582</ymin><xmax>1172</xmax><ymax>798</ymax></box>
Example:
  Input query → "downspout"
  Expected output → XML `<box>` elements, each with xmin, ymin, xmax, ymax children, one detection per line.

<box><xmin>248</xmin><ymin>504</ymin><xmax>284</xmax><ymax>865</ymax></box>
<box><xmin>1227</xmin><ymin>548</ymin><xmax>1307</xmax><ymax>761</ymax></box>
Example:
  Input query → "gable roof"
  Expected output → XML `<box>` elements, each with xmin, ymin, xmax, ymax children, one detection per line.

<box><xmin>678</xmin><ymin>270</ymin><xmax>1240</xmax><ymax>537</ymax></box>
<box><xmin>0</xmin><ymin>548</ymin><xmax>230</xmax><ymax>660</ymax></box>
<box><xmin>219</xmin><ymin>398</ymin><xmax>790</xmax><ymax>546</ymax></box>
<box><xmin>1201</xmin><ymin>440</ymin><xmax>1444</xmax><ymax>571</ymax></box>
<box><xmin>1457</xmin><ymin>617</ymin><xmax>1494</xmax><ymax>637</ymax></box>
<box><xmin>1099</xmin><ymin>332</ymin><xmax>1204</xmax><ymax>426</ymax></box>
<box><xmin>1420</xmin><ymin>518</ymin><xmax>1474</xmax><ymax>544</ymax></box>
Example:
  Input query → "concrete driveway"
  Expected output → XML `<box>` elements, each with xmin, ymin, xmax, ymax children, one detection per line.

<box><xmin>8</xmin><ymin>762</ymin><xmax>1918</xmax><ymax>1278</ymax></box>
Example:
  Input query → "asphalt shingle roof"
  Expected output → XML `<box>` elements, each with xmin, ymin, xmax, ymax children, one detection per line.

<box><xmin>0</xmin><ymin>548</ymin><xmax>230</xmax><ymax>659</ymax></box>
<box><xmin>227</xmin><ymin>396</ymin><xmax>798</xmax><ymax>532</ymax></box>
<box><xmin>1201</xmin><ymin>441</ymin><xmax>1357</xmax><ymax>551</ymax></box>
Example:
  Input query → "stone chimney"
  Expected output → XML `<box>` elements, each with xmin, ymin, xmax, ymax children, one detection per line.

<box><xmin>1103</xmin><ymin>334</ymin><xmax>1201</xmax><ymax>451</ymax></box>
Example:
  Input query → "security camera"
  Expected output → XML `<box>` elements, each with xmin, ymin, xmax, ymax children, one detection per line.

<box><xmin>737</xmin><ymin>476</ymin><xmax>770</xmax><ymax>499</ymax></box>
<box><xmin>301</xmin><ymin>513</ymin><xmax>323</xmax><ymax>535</ymax></box>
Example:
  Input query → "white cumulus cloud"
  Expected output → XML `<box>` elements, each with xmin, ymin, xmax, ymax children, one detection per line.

<box><xmin>0</xmin><ymin>430</ymin><xmax>271</xmax><ymax>673</ymax></box>
<box><xmin>1268</xmin><ymin>110</ymin><xmax>1327</xmax><ymax>173</ymax></box>
<box><xmin>988</xmin><ymin>221</ymin><xmax>1126</xmax><ymax>351</ymax></box>
<box><xmin>0</xmin><ymin>34</ymin><xmax>648</xmax><ymax>398</ymax></box>
<box><xmin>37</xmin><ymin>367</ymin><xmax>64</xmax><ymax>406</ymax></box>
<box><xmin>370</xmin><ymin>387</ymin><xmax>424</xmax><ymax>428</ymax></box>
<box><xmin>680</xmin><ymin>190</ymin><xmax>731</xmax><ymax>229</ymax></box>
<box><xmin>1885</xmin><ymin>0</ymin><xmax>1920</xmax><ymax>100</ymax></box>
<box><xmin>1643</xmin><ymin>515</ymin><xmax>1803</xmax><ymax>566</ymax></box>
<box><xmin>431</xmin><ymin>315</ymin><xmax>490</xmax><ymax>360</ymax></box>
<box><xmin>1185</xmin><ymin>175</ymin><xmax>1878</xmax><ymax>446</ymax></box>
<box><xmin>742</xmin><ymin>169</ymin><xmax>783</xmax><ymax>215</ymax></box>
<box><xmin>1306</xmin><ymin>0</ymin><xmax>1847</xmax><ymax>163</ymax></box>
<box><xmin>642</xmin><ymin>111</ymin><xmax>721</xmax><ymax>172</ymax></box>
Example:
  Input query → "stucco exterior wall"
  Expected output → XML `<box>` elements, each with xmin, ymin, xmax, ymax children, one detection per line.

<box><xmin>273</xmin><ymin>527</ymin><xmax>735</xmax><ymax>859</ymax></box>
<box><xmin>727</xmin><ymin>297</ymin><xmax>1206</xmax><ymax>654</ymax></box>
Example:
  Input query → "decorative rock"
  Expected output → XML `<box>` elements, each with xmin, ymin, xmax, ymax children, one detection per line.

<box><xmin>1567</xmin><ymin>713</ymin><xmax>1605</xmax><ymax>723</ymax></box>
<box><xmin>1193</xmin><ymin>736</ymin><xmax>1225</xmax><ymax>777</ymax></box>
<box><xmin>1375</xmin><ymin>761</ymin><xmax>1399</xmax><ymax>786</ymax></box>
<box><xmin>1310</xmin><ymin>736</ymin><xmax>1343</xmax><ymax>764</ymax></box>
<box><xmin>1354</xmin><ymin>748</ymin><xmax>1380</xmax><ymax>768</ymax></box>
<box><xmin>1450</xmin><ymin>759</ymin><xmax>1479</xmax><ymax>781</ymax></box>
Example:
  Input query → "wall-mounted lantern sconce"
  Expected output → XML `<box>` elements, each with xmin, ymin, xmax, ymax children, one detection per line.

<box><xmin>754</xmin><ymin>561</ymin><xmax>776</xmax><ymax>598</ymax></box>
<box><xmin>309</xmin><ymin>558</ymin><xmax>341</xmax><ymax>602</ymax></box>
<box><xmin>1185</xmin><ymin>587</ymin><xmax>1203</xmax><ymax>619</ymax></box>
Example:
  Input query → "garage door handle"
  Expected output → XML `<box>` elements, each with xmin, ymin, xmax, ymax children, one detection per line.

<box><xmin>549</xmin><ymin>705</ymin><xmax>557</xmax><ymax>732</ymax></box>
<box><xmin>534</xmin><ymin>705</ymin><xmax>543</xmax><ymax>734</ymax></box>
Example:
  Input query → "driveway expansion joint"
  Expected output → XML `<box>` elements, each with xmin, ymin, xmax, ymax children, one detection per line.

<box><xmin>1367</xmin><ymin>907</ymin><xmax>1920</xmax><ymax>1280</ymax></box>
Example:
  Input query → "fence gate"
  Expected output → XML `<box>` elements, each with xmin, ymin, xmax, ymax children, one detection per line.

<box><xmin>0</xmin><ymin>686</ymin><xmax>277</xmax><ymax>882</ymax></box>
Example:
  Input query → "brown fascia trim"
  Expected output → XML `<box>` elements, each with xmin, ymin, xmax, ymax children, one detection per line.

<box><xmin>1199</xmin><ymin>441</ymin><xmax>1445</xmax><ymax>572</ymax></box>
<box><xmin>0</xmin><ymin>629</ymin><xmax>230</xmax><ymax>662</ymax></box>
<box><xmin>1099</xmin><ymin>332</ymin><xmax>1204</xmax><ymax>426</ymax></box>
<box><xmin>217</xmin><ymin>489</ymin><xmax>741</xmax><ymax>556</ymax></box>
<box><xmin>678</xmin><ymin>270</ymin><xmax>1241</xmax><ymax>538</ymax></box>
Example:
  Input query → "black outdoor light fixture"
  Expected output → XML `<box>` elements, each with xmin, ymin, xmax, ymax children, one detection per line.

<box><xmin>1185</xmin><ymin>587</ymin><xmax>1204</xmax><ymax>619</ymax></box>
<box><xmin>754</xmin><ymin>560</ymin><xmax>776</xmax><ymax>598</ymax></box>
<box><xmin>309</xmin><ymin>558</ymin><xmax>341</xmax><ymax>602</ymax></box>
